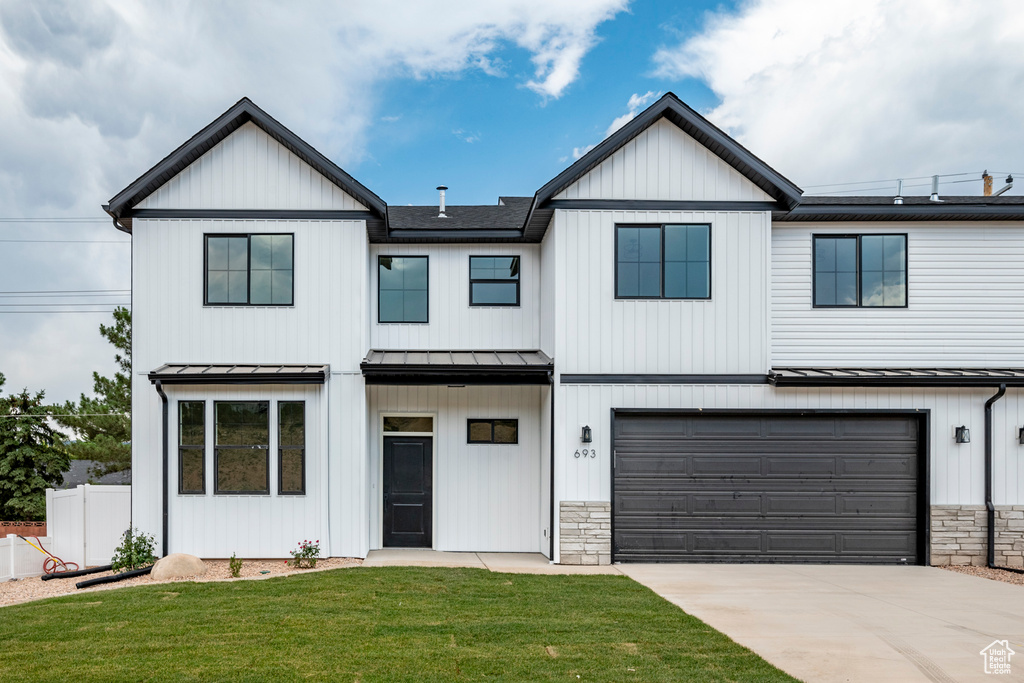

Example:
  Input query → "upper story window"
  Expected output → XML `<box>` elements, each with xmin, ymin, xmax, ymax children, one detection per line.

<box><xmin>379</xmin><ymin>255</ymin><xmax>428</xmax><ymax>323</ymax></box>
<box><xmin>469</xmin><ymin>256</ymin><xmax>520</xmax><ymax>306</ymax></box>
<box><xmin>813</xmin><ymin>234</ymin><xmax>907</xmax><ymax>307</ymax></box>
<box><xmin>205</xmin><ymin>234</ymin><xmax>294</xmax><ymax>306</ymax></box>
<box><xmin>615</xmin><ymin>224</ymin><xmax>711</xmax><ymax>299</ymax></box>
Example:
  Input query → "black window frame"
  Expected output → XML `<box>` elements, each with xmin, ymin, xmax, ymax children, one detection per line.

<box><xmin>204</xmin><ymin>233</ymin><xmax>295</xmax><ymax>307</ymax></box>
<box><xmin>213</xmin><ymin>400</ymin><xmax>271</xmax><ymax>495</ymax></box>
<box><xmin>377</xmin><ymin>255</ymin><xmax>429</xmax><ymax>323</ymax></box>
<box><xmin>812</xmin><ymin>233</ymin><xmax>908</xmax><ymax>308</ymax></box>
<box><xmin>467</xmin><ymin>418</ymin><xmax>519</xmax><ymax>444</ymax></box>
<box><xmin>468</xmin><ymin>255</ymin><xmax>521</xmax><ymax>307</ymax></box>
<box><xmin>614</xmin><ymin>223</ymin><xmax>712</xmax><ymax>300</ymax></box>
<box><xmin>278</xmin><ymin>401</ymin><xmax>306</xmax><ymax>496</ymax></box>
<box><xmin>178</xmin><ymin>400</ymin><xmax>206</xmax><ymax>495</ymax></box>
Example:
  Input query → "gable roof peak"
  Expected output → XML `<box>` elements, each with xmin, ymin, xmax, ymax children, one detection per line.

<box><xmin>104</xmin><ymin>97</ymin><xmax>386</xmax><ymax>228</ymax></box>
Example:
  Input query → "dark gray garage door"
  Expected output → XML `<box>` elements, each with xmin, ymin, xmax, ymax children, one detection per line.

<box><xmin>612</xmin><ymin>412</ymin><xmax>923</xmax><ymax>564</ymax></box>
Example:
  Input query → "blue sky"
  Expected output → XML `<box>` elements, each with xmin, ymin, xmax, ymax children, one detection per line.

<box><xmin>1</xmin><ymin>0</ymin><xmax>1022</xmax><ymax>403</ymax></box>
<box><xmin>361</xmin><ymin>1</ymin><xmax>731</xmax><ymax>205</ymax></box>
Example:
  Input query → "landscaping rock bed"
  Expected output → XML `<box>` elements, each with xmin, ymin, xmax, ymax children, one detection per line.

<box><xmin>0</xmin><ymin>557</ymin><xmax>361</xmax><ymax>607</ymax></box>
<box><xmin>941</xmin><ymin>564</ymin><xmax>1024</xmax><ymax>585</ymax></box>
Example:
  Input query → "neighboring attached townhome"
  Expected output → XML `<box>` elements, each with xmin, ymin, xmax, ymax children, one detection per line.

<box><xmin>104</xmin><ymin>93</ymin><xmax>1024</xmax><ymax>567</ymax></box>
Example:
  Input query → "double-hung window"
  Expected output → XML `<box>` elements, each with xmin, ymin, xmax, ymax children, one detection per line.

<box><xmin>813</xmin><ymin>234</ymin><xmax>907</xmax><ymax>307</ymax></box>
<box><xmin>214</xmin><ymin>401</ymin><xmax>270</xmax><ymax>494</ymax></box>
<box><xmin>616</xmin><ymin>224</ymin><xmax>711</xmax><ymax>299</ymax></box>
<box><xmin>205</xmin><ymin>234</ymin><xmax>294</xmax><ymax>305</ymax></box>
<box><xmin>469</xmin><ymin>256</ymin><xmax>520</xmax><ymax>306</ymax></box>
<box><xmin>378</xmin><ymin>256</ymin><xmax>428</xmax><ymax>322</ymax></box>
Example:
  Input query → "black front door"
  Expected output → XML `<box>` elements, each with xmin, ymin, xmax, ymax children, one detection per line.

<box><xmin>383</xmin><ymin>435</ymin><xmax>433</xmax><ymax>548</ymax></box>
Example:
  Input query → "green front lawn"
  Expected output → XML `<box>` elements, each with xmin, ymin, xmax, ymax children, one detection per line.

<box><xmin>0</xmin><ymin>567</ymin><xmax>795</xmax><ymax>682</ymax></box>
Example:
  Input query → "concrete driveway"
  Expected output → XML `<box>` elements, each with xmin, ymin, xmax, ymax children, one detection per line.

<box><xmin>618</xmin><ymin>564</ymin><xmax>1024</xmax><ymax>683</ymax></box>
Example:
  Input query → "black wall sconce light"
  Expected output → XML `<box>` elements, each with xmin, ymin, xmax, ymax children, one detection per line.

<box><xmin>581</xmin><ymin>425</ymin><xmax>592</xmax><ymax>443</ymax></box>
<box><xmin>1018</xmin><ymin>427</ymin><xmax>1024</xmax><ymax>445</ymax></box>
<box><xmin>955</xmin><ymin>426</ymin><xmax>970</xmax><ymax>444</ymax></box>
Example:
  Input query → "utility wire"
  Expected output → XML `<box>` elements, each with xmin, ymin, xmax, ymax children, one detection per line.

<box><xmin>802</xmin><ymin>171</ymin><xmax>982</xmax><ymax>189</ymax></box>
<box><xmin>0</xmin><ymin>289</ymin><xmax>129</xmax><ymax>295</ymax></box>
<box><xmin>0</xmin><ymin>218</ymin><xmax>109</xmax><ymax>223</ymax></box>
<box><xmin>0</xmin><ymin>239</ymin><xmax>129</xmax><ymax>244</ymax></box>
<box><xmin>0</xmin><ymin>302</ymin><xmax>131</xmax><ymax>307</ymax></box>
<box><xmin>0</xmin><ymin>310</ymin><xmax>125</xmax><ymax>314</ymax></box>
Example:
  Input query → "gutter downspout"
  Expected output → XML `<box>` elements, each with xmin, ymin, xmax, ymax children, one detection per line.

<box><xmin>549</xmin><ymin>371</ymin><xmax>555</xmax><ymax>562</ymax></box>
<box><xmin>154</xmin><ymin>380</ymin><xmax>169</xmax><ymax>558</ymax></box>
<box><xmin>983</xmin><ymin>383</ymin><xmax>1024</xmax><ymax>573</ymax></box>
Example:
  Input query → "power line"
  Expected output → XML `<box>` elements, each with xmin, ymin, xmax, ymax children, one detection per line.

<box><xmin>0</xmin><ymin>302</ymin><xmax>131</xmax><ymax>307</ymax></box>
<box><xmin>0</xmin><ymin>239</ymin><xmax>129</xmax><ymax>244</ymax></box>
<box><xmin>0</xmin><ymin>289</ymin><xmax>129</xmax><ymax>295</ymax></box>
<box><xmin>0</xmin><ymin>218</ymin><xmax>109</xmax><ymax>223</ymax></box>
<box><xmin>0</xmin><ymin>292</ymin><xmax>129</xmax><ymax>298</ymax></box>
<box><xmin>0</xmin><ymin>310</ymin><xmax>126</xmax><ymax>314</ymax></box>
<box><xmin>802</xmin><ymin>171</ymin><xmax>982</xmax><ymax>189</ymax></box>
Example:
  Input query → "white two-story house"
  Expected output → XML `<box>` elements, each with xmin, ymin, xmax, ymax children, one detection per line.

<box><xmin>104</xmin><ymin>93</ymin><xmax>1024</xmax><ymax>567</ymax></box>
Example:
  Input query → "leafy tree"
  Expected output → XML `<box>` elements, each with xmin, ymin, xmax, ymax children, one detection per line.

<box><xmin>55</xmin><ymin>307</ymin><xmax>131</xmax><ymax>476</ymax></box>
<box><xmin>0</xmin><ymin>373</ymin><xmax>70</xmax><ymax>521</ymax></box>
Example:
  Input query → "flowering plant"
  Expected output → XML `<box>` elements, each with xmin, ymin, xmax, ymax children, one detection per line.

<box><xmin>288</xmin><ymin>539</ymin><xmax>320</xmax><ymax>568</ymax></box>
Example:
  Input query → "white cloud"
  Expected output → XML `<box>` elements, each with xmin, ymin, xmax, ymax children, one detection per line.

<box><xmin>567</xmin><ymin>90</ymin><xmax>663</xmax><ymax>162</ymax></box>
<box><xmin>572</xmin><ymin>144</ymin><xmax>597</xmax><ymax>161</ymax></box>
<box><xmin>0</xmin><ymin>0</ymin><xmax>626</xmax><ymax>402</ymax></box>
<box><xmin>605</xmin><ymin>90</ymin><xmax>661</xmax><ymax>137</ymax></box>
<box><xmin>652</xmin><ymin>0</ymin><xmax>1024</xmax><ymax>195</ymax></box>
<box><xmin>453</xmin><ymin>129</ymin><xmax>482</xmax><ymax>144</ymax></box>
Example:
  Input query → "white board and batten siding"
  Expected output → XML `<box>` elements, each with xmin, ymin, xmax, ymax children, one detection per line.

<box><xmin>162</xmin><ymin>384</ymin><xmax>327</xmax><ymax>559</ymax></box>
<box><xmin>555</xmin><ymin>118</ymin><xmax>773</xmax><ymax>202</ymax></box>
<box><xmin>556</xmin><ymin>384</ymin><xmax>1024</xmax><ymax>527</ymax></box>
<box><xmin>548</xmin><ymin>210</ymin><xmax>770</xmax><ymax>375</ymax></box>
<box><xmin>369</xmin><ymin>244</ymin><xmax>541</xmax><ymax>350</ymax></box>
<box><xmin>367</xmin><ymin>385</ymin><xmax>544</xmax><ymax>553</ymax></box>
<box><xmin>773</xmin><ymin>222</ymin><xmax>1024</xmax><ymax>366</ymax></box>
<box><xmin>130</xmin><ymin>120</ymin><xmax>374</xmax><ymax>558</ymax></box>
<box><xmin>136</xmin><ymin>122</ymin><xmax>367</xmax><ymax>211</ymax></box>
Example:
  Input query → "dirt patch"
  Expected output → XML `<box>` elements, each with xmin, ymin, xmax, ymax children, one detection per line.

<box><xmin>1</xmin><ymin>557</ymin><xmax>362</xmax><ymax>608</ymax></box>
<box><xmin>941</xmin><ymin>564</ymin><xmax>1024</xmax><ymax>585</ymax></box>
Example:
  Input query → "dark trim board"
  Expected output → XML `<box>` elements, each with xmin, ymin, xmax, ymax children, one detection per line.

<box><xmin>545</xmin><ymin>199</ymin><xmax>779</xmax><ymax>212</ymax></box>
<box><xmin>363</xmin><ymin>371</ymin><xmax>553</xmax><ymax>386</ymax></box>
<box><xmin>609</xmin><ymin>407</ymin><xmax>929</xmax><ymax>565</ymax></box>
<box><xmin>561</xmin><ymin>374</ymin><xmax>770</xmax><ymax>385</ymax></box>
<box><xmin>132</xmin><ymin>209</ymin><xmax>377</xmax><ymax>221</ymax></box>
<box><xmin>148</xmin><ymin>374</ymin><xmax>326</xmax><ymax>385</ymax></box>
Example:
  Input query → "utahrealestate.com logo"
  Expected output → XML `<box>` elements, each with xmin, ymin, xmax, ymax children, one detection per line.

<box><xmin>980</xmin><ymin>640</ymin><xmax>1015</xmax><ymax>675</ymax></box>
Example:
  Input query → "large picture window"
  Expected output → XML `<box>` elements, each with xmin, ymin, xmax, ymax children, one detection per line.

<box><xmin>214</xmin><ymin>401</ymin><xmax>270</xmax><ymax>494</ymax></box>
<box><xmin>378</xmin><ymin>256</ymin><xmax>428</xmax><ymax>322</ymax></box>
<box><xmin>814</xmin><ymin>234</ymin><xmax>907</xmax><ymax>307</ymax></box>
<box><xmin>615</xmin><ymin>224</ymin><xmax>710</xmax><ymax>299</ymax></box>
<box><xmin>206</xmin><ymin>234</ymin><xmax>294</xmax><ymax>306</ymax></box>
<box><xmin>178</xmin><ymin>401</ymin><xmax>205</xmax><ymax>494</ymax></box>
<box><xmin>278</xmin><ymin>401</ymin><xmax>305</xmax><ymax>495</ymax></box>
<box><xmin>469</xmin><ymin>256</ymin><xmax>520</xmax><ymax>306</ymax></box>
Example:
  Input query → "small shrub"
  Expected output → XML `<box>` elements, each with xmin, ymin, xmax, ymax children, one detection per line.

<box><xmin>229</xmin><ymin>553</ymin><xmax>242</xmax><ymax>578</ymax></box>
<box><xmin>288</xmin><ymin>539</ymin><xmax>320</xmax><ymax>569</ymax></box>
<box><xmin>110</xmin><ymin>527</ymin><xmax>157</xmax><ymax>573</ymax></box>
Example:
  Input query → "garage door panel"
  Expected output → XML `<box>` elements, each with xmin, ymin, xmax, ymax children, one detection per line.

<box><xmin>612</xmin><ymin>412</ymin><xmax>922</xmax><ymax>564</ymax></box>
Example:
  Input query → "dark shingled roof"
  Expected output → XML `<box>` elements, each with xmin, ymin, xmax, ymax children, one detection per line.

<box><xmin>774</xmin><ymin>196</ymin><xmax>1024</xmax><ymax>222</ymax></box>
<box><xmin>381</xmin><ymin>197</ymin><xmax>532</xmax><ymax>242</ymax></box>
<box><xmin>57</xmin><ymin>460</ymin><xmax>131</xmax><ymax>489</ymax></box>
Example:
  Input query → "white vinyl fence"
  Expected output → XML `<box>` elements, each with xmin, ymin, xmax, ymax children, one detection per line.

<box><xmin>46</xmin><ymin>485</ymin><xmax>131</xmax><ymax>569</ymax></box>
<box><xmin>0</xmin><ymin>535</ymin><xmax>54</xmax><ymax>581</ymax></box>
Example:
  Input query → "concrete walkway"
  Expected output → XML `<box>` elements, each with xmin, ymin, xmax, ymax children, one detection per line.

<box><xmin>618</xmin><ymin>564</ymin><xmax>1024</xmax><ymax>683</ymax></box>
<box><xmin>362</xmin><ymin>549</ymin><xmax>619</xmax><ymax>574</ymax></box>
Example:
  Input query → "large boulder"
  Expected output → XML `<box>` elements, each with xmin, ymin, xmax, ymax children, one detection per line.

<box><xmin>151</xmin><ymin>553</ymin><xmax>207</xmax><ymax>580</ymax></box>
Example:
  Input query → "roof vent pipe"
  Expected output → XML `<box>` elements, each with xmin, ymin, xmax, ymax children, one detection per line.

<box><xmin>893</xmin><ymin>179</ymin><xmax>904</xmax><ymax>205</ymax></box>
<box><xmin>929</xmin><ymin>175</ymin><xmax>943</xmax><ymax>202</ymax></box>
<box><xmin>436</xmin><ymin>185</ymin><xmax>448</xmax><ymax>218</ymax></box>
<box><xmin>993</xmin><ymin>174</ymin><xmax>1014</xmax><ymax>197</ymax></box>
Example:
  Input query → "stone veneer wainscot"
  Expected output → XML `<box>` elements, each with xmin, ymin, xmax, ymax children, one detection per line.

<box><xmin>931</xmin><ymin>505</ymin><xmax>1024</xmax><ymax>567</ymax></box>
<box><xmin>560</xmin><ymin>501</ymin><xmax>611</xmax><ymax>565</ymax></box>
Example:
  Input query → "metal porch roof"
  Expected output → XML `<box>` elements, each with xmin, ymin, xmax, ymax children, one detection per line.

<box><xmin>149</xmin><ymin>363</ymin><xmax>329</xmax><ymax>384</ymax></box>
